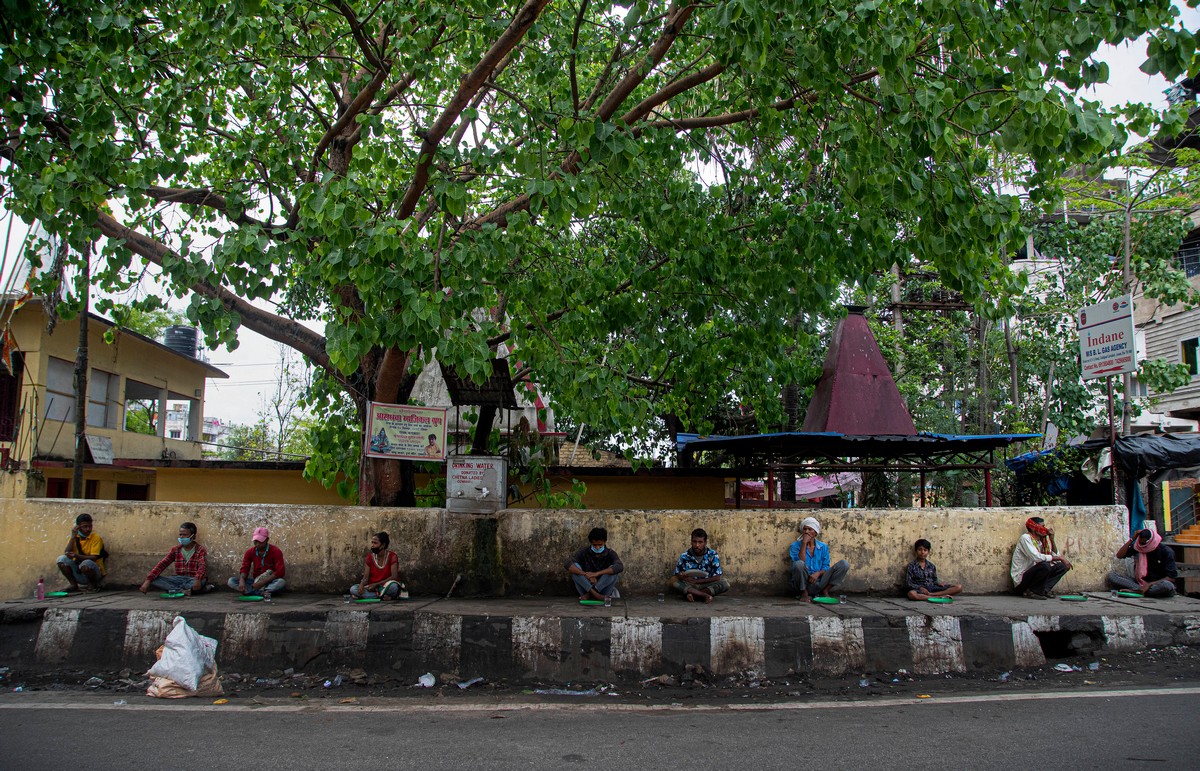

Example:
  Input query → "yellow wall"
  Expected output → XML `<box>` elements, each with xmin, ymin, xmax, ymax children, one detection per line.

<box><xmin>0</xmin><ymin>498</ymin><xmax>1127</xmax><ymax>599</ymax></box>
<box><xmin>151</xmin><ymin>467</ymin><xmax>350</xmax><ymax>505</ymax></box>
<box><xmin>2</xmin><ymin>303</ymin><xmax>217</xmax><ymax>467</ymax></box>
<box><xmin>508</xmin><ymin>473</ymin><xmax>727</xmax><ymax>509</ymax></box>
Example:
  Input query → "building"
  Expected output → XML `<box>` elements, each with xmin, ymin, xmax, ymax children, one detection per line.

<box><xmin>0</xmin><ymin>297</ymin><xmax>228</xmax><ymax>499</ymax></box>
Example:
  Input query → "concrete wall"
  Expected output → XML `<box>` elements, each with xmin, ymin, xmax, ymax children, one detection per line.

<box><xmin>0</xmin><ymin>499</ymin><xmax>1127</xmax><ymax>600</ymax></box>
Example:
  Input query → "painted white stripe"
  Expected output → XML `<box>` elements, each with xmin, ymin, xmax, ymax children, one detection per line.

<box><xmin>322</xmin><ymin>610</ymin><xmax>370</xmax><ymax>655</ymax></box>
<box><xmin>34</xmin><ymin>609</ymin><xmax>80</xmax><ymax>664</ymax></box>
<box><xmin>1011</xmin><ymin>621</ymin><xmax>1046</xmax><ymax>668</ymax></box>
<box><xmin>413</xmin><ymin>612</ymin><xmax>462</xmax><ymax>670</ymax></box>
<box><xmin>1101</xmin><ymin>615</ymin><xmax>1146</xmax><ymax>653</ymax></box>
<box><xmin>123</xmin><ymin>610</ymin><xmax>175</xmax><ymax>659</ymax></box>
<box><xmin>3</xmin><ymin>687</ymin><xmax>1197</xmax><ymax>715</ymax></box>
<box><xmin>809</xmin><ymin>616</ymin><xmax>865</xmax><ymax>674</ymax></box>
<box><xmin>1025</xmin><ymin>614</ymin><xmax>1060</xmax><ymax>633</ymax></box>
<box><xmin>610</xmin><ymin>617</ymin><xmax>663</xmax><ymax>674</ymax></box>
<box><xmin>710</xmin><ymin>616</ymin><xmax>764</xmax><ymax>675</ymax></box>
<box><xmin>906</xmin><ymin>615</ymin><xmax>965</xmax><ymax>674</ymax></box>
<box><xmin>220</xmin><ymin>613</ymin><xmax>271</xmax><ymax>661</ymax></box>
<box><xmin>511</xmin><ymin>617</ymin><xmax>563</xmax><ymax>676</ymax></box>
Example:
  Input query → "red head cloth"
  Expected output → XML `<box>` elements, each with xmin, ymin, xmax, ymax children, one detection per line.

<box><xmin>1133</xmin><ymin>528</ymin><xmax>1163</xmax><ymax>582</ymax></box>
<box><xmin>1024</xmin><ymin>518</ymin><xmax>1049</xmax><ymax>537</ymax></box>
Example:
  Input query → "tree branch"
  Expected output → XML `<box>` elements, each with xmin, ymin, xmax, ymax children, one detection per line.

<box><xmin>396</xmin><ymin>0</ymin><xmax>552</xmax><ymax>219</ymax></box>
<box><xmin>94</xmin><ymin>212</ymin><xmax>333</xmax><ymax>373</ymax></box>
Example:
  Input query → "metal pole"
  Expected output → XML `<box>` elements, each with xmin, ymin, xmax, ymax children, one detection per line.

<box><xmin>984</xmin><ymin>468</ymin><xmax>993</xmax><ymax>507</ymax></box>
<box><xmin>767</xmin><ymin>467</ymin><xmax>775</xmax><ymax>509</ymax></box>
<box><xmin>919</xmin><ymin>469</ymin><xmax>926</xmax><ymax>507</ymax></box>
<box><xmin>1107</xmin><ymin>376</ymin><xmax>1117</xmax><ymax>505</ymax></box>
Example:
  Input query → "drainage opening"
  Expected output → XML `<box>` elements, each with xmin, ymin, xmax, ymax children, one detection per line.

<box><xmin>1034</xmin><ymin>630</ymin><xmax>1105</xmax><ymax>659</ymax></box>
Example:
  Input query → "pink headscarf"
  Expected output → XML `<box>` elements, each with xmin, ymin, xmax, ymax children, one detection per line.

<box><xmin>1133</xmin><ymin>529</ymin><xmax>1163</xmax><ymax>581</ymax></box>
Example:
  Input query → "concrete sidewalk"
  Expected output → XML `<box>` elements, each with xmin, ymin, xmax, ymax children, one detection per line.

<box><xmin>4</xmin><ymin>592</ymin><xmax>1199</xmax><ymax>682</ymax></box>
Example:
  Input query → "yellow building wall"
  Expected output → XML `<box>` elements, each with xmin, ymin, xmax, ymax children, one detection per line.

<box><xmin>0</xmin><ymin>498</ymin><xmax>1127</xmax><ymax>599</ymax></box>
<box><xmin>152</xmin><ymin>467</ymin><xmax>350</xmax><ymax>505</ymax></box>
<box><xmin>508</xmin><ymin>473</ymin><xmax>727</xmax><ymax>509</ymax></box>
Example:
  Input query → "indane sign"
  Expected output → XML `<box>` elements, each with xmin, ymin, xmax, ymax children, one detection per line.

<box><xmin>1077</xmin><ymin>294</ymin><xmax>1136</xmax><ymax>380</ymax></box>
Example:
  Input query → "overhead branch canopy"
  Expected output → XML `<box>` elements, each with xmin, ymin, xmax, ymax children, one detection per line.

<box><xmin>2</xmin><ymin>0</ymin><xmax>1196</xmax><ymax>458</ymax></box>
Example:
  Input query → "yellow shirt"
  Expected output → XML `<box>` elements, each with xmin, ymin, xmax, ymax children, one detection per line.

<box><xmin>71</xmin><ymin>532</ymin><xmax>107</xmax><ymax>575</ymax></box>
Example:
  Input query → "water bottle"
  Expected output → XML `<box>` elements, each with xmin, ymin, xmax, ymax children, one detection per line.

<box><xmin>35</xmin><ymin>577</ymin><xmax>45</xmax><ymax>601</ymax></box>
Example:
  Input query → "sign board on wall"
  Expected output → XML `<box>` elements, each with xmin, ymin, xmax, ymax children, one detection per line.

<box><xmin>1077</xmin><ymin>294</ymin><xmax>1137</xmax><ymax>380</ymax></box>
<box><xmin>446</xmin><ymin>456</ymin><xmax>507</xmax><ymax>514</ymax></box>
<box><xmin>85</xmin><ymin>435</ymin><xmax>114</xmax><ymax>465</ymax></box>
<box><xmin>363</xmin><ymin>402</ymin><xmax>448</xmax><ymax>461</ymax></box>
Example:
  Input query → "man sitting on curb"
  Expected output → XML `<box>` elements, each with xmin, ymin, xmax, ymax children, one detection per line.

<box><xmin>1107</xmin><ymin>527</ymin><xmax>1177</xmax><ymax>598</ymax></box>
<box><xmin>669</xmin><ymin>528</ymin><xmax>729</xmax><ymax>603</ymax></box>
<box><xmin>55</xmin><ymin>513</ymin><xmax>106</xmax><ymax>592</ymax></box>
<box><xmin>228</xmin><ymin>527</ymin><xmax>287</xmax><ymax>597</ymax></box>
<box><xmin>788</xmin><ymin>516</ymin><xmax>850</xmax><ymax>602</ymax></box>
<box><xmin>1010</xmin><ymin>516</ymin><xmax>1071</xmax><ymax>599</ymax></box>
<box><xmin>566</xmin><ymin>526</ymin><xmax>623</xmax><ymax>601</ymax></box>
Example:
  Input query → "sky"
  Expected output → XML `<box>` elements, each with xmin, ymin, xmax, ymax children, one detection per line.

<box><xmin>3</xmin><ymin>7</ymin><xmax>1200</xmax><ymax>428</ymax></box>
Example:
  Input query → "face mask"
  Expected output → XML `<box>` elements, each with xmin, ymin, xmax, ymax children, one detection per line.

<box><xmin>178</xmin><ymin>537</ymin><xmax>193</xmax><ymax>546</ymax></box>
<box><xmin>590</xmin><ymin>545</ymin><xmax>606</xmax><ymax>554</ymax></box>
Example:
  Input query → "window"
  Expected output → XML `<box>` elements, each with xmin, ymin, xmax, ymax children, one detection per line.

<box><xmin>88</xmin><ymin>368</ymin><xmax>118</xmax><ymax>428</ymax></box>
<box><xmin>0</xmin><ymin>353</ymin><xmax>24</xmax><ymax>441</ymax></box>
<box><xmin>169</xmin><ymin>430</ymin><xmax>181</xmax><ymax>438</ymax></box>
<box><xmin>45</xmin><ymin>357</ymin><xmax>76</xmax><ymax>422</ymax></box>
<box><xmin>45</xmin><ymin>358</ymin><xmax>119</xmax><ymax>428</ymax></box>
<box><xmin>1184</xmin><ymin>337</ymin><xmax>1199</xmax><ymax>377</ymax></box>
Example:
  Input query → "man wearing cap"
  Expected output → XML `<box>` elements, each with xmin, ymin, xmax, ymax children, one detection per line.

<box><xmin>1107</xmin><ymin>527</ymin><xmax>1177</xmax><ymax>598</ymax></box>
<box><xmin>788</xmin><ymin>516</ymin><xmax>850</xmax><ymax>602</ymax></box>
<box><xmin>1010</xmin><ymin>516</ymin><xmax>1071</xmax><ymax>599</ymax></box>
<box><xmin>228</xmin><ymin>527</ymin><xmax>287</xmax><ymax>596</ymax></box>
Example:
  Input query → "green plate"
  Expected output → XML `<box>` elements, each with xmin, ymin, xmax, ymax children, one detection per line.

<box><xmin>235</xmin><ymin>595</ymin><xmax>264</xmax><ymax>602</ymax></box>
<box><xmin>1059</xmin><ymin>594</ymin><xmax>1088</xmax><ymax>602</ymax></box>
<box><xmin>1116</xmin><ymin>591</ymin><xmax>1143</xmax><ymax>598</ymax></box>
<box><xmin>926</xmin><ymin>596</ymin><xmax>953</xmax><ymax>604</ymax></box>
<box><xmin>44</xmin><ymin>591</ymin><xmax>71</xmax><ymax>598</ymax></box>
<box><xmin>355</xmin><ymin>598</ymin><xmax>381</xmax><ymax>604</ymax></box>
<box><xmin>812</xmin><ymin>596</ymin><xmax>841</xmax><ymax>604</ymax></box>
<box><xmin>159</xmin><ymin>592</ymin><xmax>186</xmax><ymax>599</ymax></box>
<box><xmin>579</xmin><ymin>599</ymin><xmax>606</xmax><ymax>606</ymax></box>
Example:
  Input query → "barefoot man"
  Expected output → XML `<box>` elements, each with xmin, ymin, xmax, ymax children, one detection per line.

<box><xmin>669</xmin><ymin>528</ymin><xmax>729</xmax><ymax>603</ymax></box>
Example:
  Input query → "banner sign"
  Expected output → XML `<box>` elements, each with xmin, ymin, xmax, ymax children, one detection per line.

<box><xmin>1078</xmin><ymin>294</ymin><xmax>1137</xmax><ymax>380</ymax></box>
<box><xmin>364</xmin><ymin>402</ymin><xmax>448</xmax><ymax>461</ymax></box>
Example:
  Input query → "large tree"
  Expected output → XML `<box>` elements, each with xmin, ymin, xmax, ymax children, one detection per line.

<box><xmin>2</xmin><ymin>0</ymin><xmax>1195</xmax><ymax>504</ymax></box>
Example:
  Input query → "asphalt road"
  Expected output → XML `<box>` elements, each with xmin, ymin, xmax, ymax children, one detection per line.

<box><xmin>2</xmin><ymin>687</ymin><xmax>1198</xmax><ymax>770</ymax></box>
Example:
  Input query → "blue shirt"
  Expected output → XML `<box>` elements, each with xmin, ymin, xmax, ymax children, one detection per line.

<box><xmin>674</xmin><ymin>548</ymin><xmax>722</xmax><ymax>577</ymax></box>
<box><xmin>788</xmin><ymin>539</ymin><xmax>831</xmax><ymax>572</ymax></box>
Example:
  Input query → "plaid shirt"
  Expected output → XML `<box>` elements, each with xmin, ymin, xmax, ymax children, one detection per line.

<box><xmin>674</xmin><ymin>548</ymin><xmax>722</xmax><ymax>577</ymax></box>
<box><xmin>147</xmin><ymin>544</ymin><xmax>208</xmax><ymax>583</ymax></box>
<box><xmin>905</xmin><ymin>559</ymin><xmax>942</xmax><ymax>591</ymax></box>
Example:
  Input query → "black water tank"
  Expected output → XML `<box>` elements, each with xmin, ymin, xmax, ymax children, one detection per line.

<box><xmin>163</xmin><ymin>325</ymin><xmax>198</xmax><ymax>358</ymax></box>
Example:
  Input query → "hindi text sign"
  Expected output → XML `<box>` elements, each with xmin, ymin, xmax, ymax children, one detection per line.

<box><xmin>1077</xmin><ymin>294</ymin><xmax>1136</xmax><ymax>380</ymax></box>
<box><xmin>364</xmin><ymin>402</ymin><xmax>448</xmax><ymax>461</ymax></box>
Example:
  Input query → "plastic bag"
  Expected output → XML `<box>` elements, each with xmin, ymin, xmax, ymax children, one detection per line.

<box><xmin>146</xmin><ymin>616</ymin><xmax>218</xmax><ymax>691</ymax></box>
<box><xmin>147</xmin><ymin>670</ymin><xmax>223</xmax><ymax>699</ymax></box>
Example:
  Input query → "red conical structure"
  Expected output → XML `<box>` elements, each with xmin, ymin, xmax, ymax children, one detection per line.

<box><xmin>801</xmin><ymin>309</ymin><xmax>916</xmax><ymax>435</ymax></box>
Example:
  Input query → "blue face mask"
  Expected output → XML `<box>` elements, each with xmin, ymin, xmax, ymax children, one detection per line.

<box><xmin>178</xmin><ymin>536</ymin><xmax>193</xmax><ymax>546</ymax></box>
<box><xmin>590</xmin><ymin>545</ymin><xmax>606</xmax><ymax>554</ymax></box>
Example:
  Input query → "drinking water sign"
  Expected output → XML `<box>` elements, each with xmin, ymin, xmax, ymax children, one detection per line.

<box><xmin>1077</xmin><ymin>294</ymin><xmax>1137</xmax><ymax>380</ymax></box>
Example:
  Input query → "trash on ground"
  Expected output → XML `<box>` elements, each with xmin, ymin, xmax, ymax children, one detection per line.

<box><xmin>457</xmin><ymin>676</ymin><xmax>484</xmax><ymax>690</ymax></box>
<box><xmin>112</xmin><ymin>699</ymin><xmax>127</xmax><ymax>706</ymax></box>
<box><xmin>338</xmin><ymin>697</ymin><xmax>357</xmax><ymax>704</ymax></box>
<box><xmin>641</xmin><ymin>674</ymin><xmax>677</xmax><ymax>687</ymax></box>
<box><xmin>212</xmin><ymin>698</ymin><xmax>229</xmax><ymax>705</ymax></box>
<box><xmin>417</xmin><ymin>672</ymin><xmax>436</xmax><ymax>688</ymax></box>
<box><xmin>533</xmin><ymin>688</ymin><xmax>598</xmax><ymax>696</ymax></box>
<box><xmin>859</xmin><ymin>679</ymin><xmax>870</xmax><ymax>687</ymax></box>
<box><xmin>84</xmin><ymin>676</ymin><xmax>104</xmax><ymax>687</ymax></box>
<box><xmin>916</xmin><ymin>694</ymin><xmax>931</xmax><ymax>699</ymax></box>
<box><xmin>1087</xmin><ymin>662</ymin><xmax>1100</xmax><ymax>671</ymax></box>
<box><xmin>146</xmin><ymin>616</ymin><xmax>223</xmax><ymax>699</ymax></box>
<box><xmin>998</xmin><ymin>672</ymin><xmax>1010</xmax><ymax>682</ymax></box>
<box><xmin>1053</xmin><ymin>663</ymin><xmax>1080</xmax><ymax>672</ymax></box>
